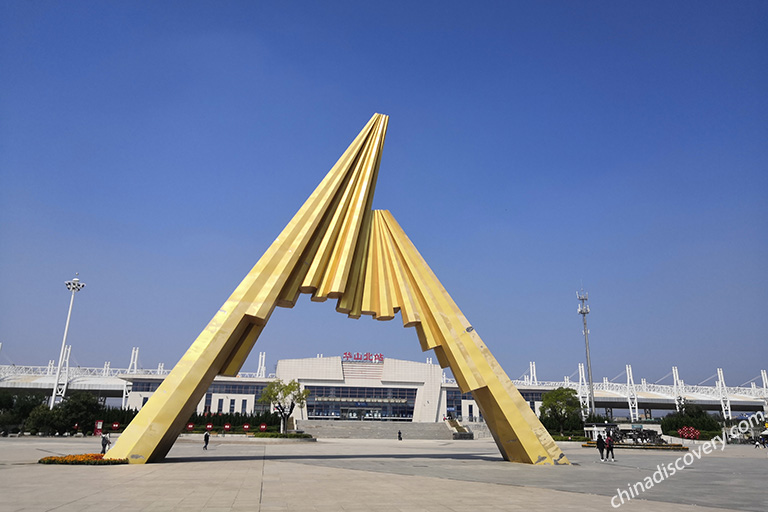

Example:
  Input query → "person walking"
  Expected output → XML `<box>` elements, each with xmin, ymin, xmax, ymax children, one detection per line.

<box><xmin>100</xmin><ymin>432</ymin><xmax>111</xmax><ymax>455</ymax></box>
<box><xmin>605</xmin><ymin>433</ymin><xmax>615</xmax><ymax>462</ymax></box>
<box><xmin>596</xmin><ymin>434</ymin><xmax>606</xmax><ymax>461</ymax></box>
<box><xmin>397</xmin><ymin>430</ymin><xmax>402</xmax><ymax>441</ymax></box>
<box><xmin>203</xmin><ymin>430</ymin><xmax>210</xmax><ymax>450</ymax></box>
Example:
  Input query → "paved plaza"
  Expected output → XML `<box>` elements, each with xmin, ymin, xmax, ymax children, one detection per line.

<box><xmin>1</xmin><ymin>436</ymin><xmax>765</xmax><ymax>511</ymax></box>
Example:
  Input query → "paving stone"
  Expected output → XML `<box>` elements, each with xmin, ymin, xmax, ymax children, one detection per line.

<box><xmin>1</xmin><ymin>437</ymin><xmax>763</xmax><ymax>511</ymax></box>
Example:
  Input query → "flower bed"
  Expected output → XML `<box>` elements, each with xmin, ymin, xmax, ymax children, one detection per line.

<box><xmin>38</xmin><ymin>453</ymin><xmax>128</xmax><ymax>465</ymax></box>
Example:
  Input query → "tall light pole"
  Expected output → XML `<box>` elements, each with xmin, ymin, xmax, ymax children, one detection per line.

<box><xmin>50</xmin><ymin>274</ymin><xmax>86</xmax><ymax>408</ymax></box>
<box><xmin>577</xmin><ymin>290</ymin><xmax>596</xmax><ymax>416</ymax></box>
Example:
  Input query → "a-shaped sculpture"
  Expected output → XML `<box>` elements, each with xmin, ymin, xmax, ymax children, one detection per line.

<box><xmin>107</xmin><ymin>114</ymin><xmax>568</xmax><ymax>465</ymax></box>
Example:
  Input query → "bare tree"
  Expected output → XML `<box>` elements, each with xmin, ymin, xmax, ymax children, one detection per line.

<box><xmin>258</xmin><ymin>379</ymin><xmax>310</xmax><ymax>434</ymax></box>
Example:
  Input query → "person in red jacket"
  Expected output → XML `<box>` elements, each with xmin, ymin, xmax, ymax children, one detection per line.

<box><xmin>605</xmin><ymin>434</ymin><xmax>615</xmax><ymax>462</ymax></box>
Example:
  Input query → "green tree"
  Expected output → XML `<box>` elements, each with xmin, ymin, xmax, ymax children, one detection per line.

<box><xmin>661</xmin><ymin>403</ymin><xmax>721</xmax><ymax>434</ymax></box>
<box><xmin>0</xmin><ymin>390</ymin><xmax>14</xmax><ymax>412</ymax></box>
<box><xmin>14</xmin><ymin>393</ymin><xmax>48</xmax><ymax>422</ymax></box>
<box><xmin>0</xmin><ymin>391</ymin><xmax>13</xmax><ymax>433</ymax></box>
<box><xmin>585</xmin><ymin>412</ymin><xmax>609</xmax><ymax>424</ymax></box>
<box><xmin>0</xmin><ymin>392</ymin><xmax>47</xmax><ymax>433</ymax></box>
<box><xmin>57</xmin><ymin>392</ymin><xmax>103</xmax><ymax>434</ymax></box>
<box><xmin>101</xmin><ymin>406</ymin><xmax>139</xmax><ymax>429</ymax></box>
<box><xmin>24</xmin><ymin>404</ymin><xmax>60</xmax><ymax>434</ymax></box>
<box><xmin>258</xmin><ymin>379</ymin><xmax>310</xmax><ymax>433</ymax></box>
<box><xmin>188</xmin><ymin>410</ymin><xmax>280</xmax><ymax>430</ymax></box>
<box><xmin>26</xmin><ymin>392</ymin><xmax>103</xmax><ymax>435</ymax></box>
<box><xmin>539</xmin><ymin>387</ymin><xmax>583</xmax><ymax>436</ymax></box>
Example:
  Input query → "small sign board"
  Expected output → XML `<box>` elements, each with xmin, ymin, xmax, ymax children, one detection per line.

<box><xmin>259</xmin><ymin>423</ymin><xmax>268</xmax><ymax>432</ymax></box>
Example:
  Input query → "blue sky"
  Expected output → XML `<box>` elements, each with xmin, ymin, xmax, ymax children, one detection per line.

<box><xmin>1</xmin><ymin>2</ymin><xmax>766</xmax><ymax>388</ymax></box>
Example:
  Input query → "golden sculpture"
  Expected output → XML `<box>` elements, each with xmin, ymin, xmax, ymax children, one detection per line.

<box><xmin>107</xmin><ymin>114</ymin><xmax>568</xmax><ymax>465</ymax></box>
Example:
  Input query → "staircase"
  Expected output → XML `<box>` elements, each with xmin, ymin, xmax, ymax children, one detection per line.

<box><xmin>465</xmin><ymin>421</ymin><xmax>493</xmax><ymax>439</ymax></box>
<box><xmin>296</xmin><ymin>420</ymin><xmax>453</xmax><ymax>440</ymax></box>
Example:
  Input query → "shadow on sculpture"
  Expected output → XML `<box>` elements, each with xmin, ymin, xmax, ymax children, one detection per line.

<box><xmin>106</xmin><ymin>114</ymin><xmax>569</xmax><ymax>465</ymax></box>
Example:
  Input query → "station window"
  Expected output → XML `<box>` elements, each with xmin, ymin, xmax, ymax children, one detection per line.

<box><xmin>304</xmin><ymin>385</ymin><xmax>418</xmax><ymax>421</ymax></box>
<box><xmin>132</xmin><ymin>381</ymin><xmax>160</xmax><ymax>392</ymax></box>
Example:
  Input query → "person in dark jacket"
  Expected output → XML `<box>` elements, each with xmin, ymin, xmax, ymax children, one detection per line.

<box><xmin>101</xmin><ymin>432</ymin><xmax>111</xmax><ymax>454</ymax></box>
<box><xmin>596</xmin><ymin>434</ymin><xmax>606</xmax><ymax>461</ymax></box>
<box><xmin>203</xmin><ymin>431</ymin><xmax>210</xmax><ymax>450</ymax></box>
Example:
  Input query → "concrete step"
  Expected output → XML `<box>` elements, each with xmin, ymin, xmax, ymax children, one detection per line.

<box><xmin>296</xmin><ymin>420</ymin><xmax>453</xmax><ymax>440</ymax></box>
<box><xmin>464</xmin><ymin>421</ymin><xmax>493</xmax><ymax>439</ymax></box>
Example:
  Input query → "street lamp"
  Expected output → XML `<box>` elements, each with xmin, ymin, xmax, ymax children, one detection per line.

<box><xmin>50</xmin><ymin>273</ymin><xmax>86</xmax><ymax>408</ymax></box>
<box><xmin>577</xmin><ymin>290</ymin><xmax>596</xmax><ymax>417</ymax></box>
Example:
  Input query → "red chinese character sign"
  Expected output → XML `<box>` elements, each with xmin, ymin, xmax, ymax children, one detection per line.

<box><xmin>342</xmin><ymin>351</ymin><xmax>384</xmax><ymax>363</ymax></box>
<box><xmin>243</xmin><ymin>423</ymin><xmax>250</xmax><ymax>431</ymax></box>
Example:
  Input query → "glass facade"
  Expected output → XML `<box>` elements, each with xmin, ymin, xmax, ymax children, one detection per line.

<box><xmin>132</xmin><ymin>381</ymin><xmax>160</xmax><ymax>392</ymax></box>
<box><xmin>132</xmin><ymin>380</ymin><xmax>267</xmax><ymax>395</ymax></box>
<box><xmin>520</xmin><ymin>391</ymin><xmax>543</xmax><ymax>404</ymax></box>
<box><xmin>132</xmin><ymin>376</ymin><xmax>541</xmax><ymax>421</ymax></box>
<box><xmin>446</xmin><ymin>389</ymin><xmax>539</xmax><ymax>419</ymax></box>
<box><xmin>134</xmin><ymin>380</ymin><xmax>269</xmax><ymax>415</ymax></box>
<box><xmin>445</xmin><ymin>389</ymin><xmax>472</xmax><ymax>419</ymax></box>
<box><xmin>208</xmin><ymin>383</ymin><xmax>267</xmax><ymax>395</ymax></box>
<box><xmin>305</xmin><ymin>386</ymin><xmax>417</xmax><ymax>421</ymax></box>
